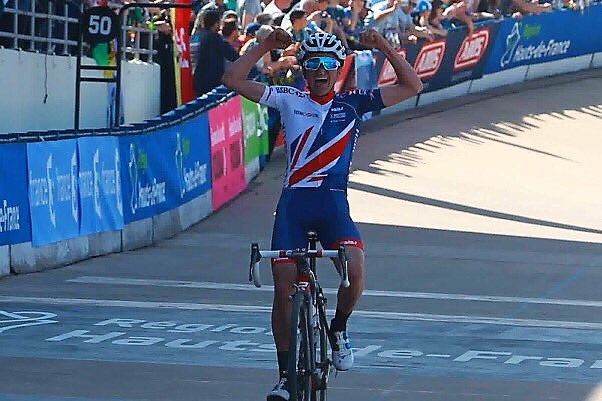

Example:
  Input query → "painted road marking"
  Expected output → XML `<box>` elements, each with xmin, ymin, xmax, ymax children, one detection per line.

<box><xmin>67</xmin><ymin>276</ymin><xmax>602</xmax><ymax>308</ymax></box>
<box><xmin>1</xmin><ymin>295</ymin><xmax>602</xmax><ymax>330</ymax></box>
<box><xmin>2</xmin><ymin>306</ymin><xmax>602</xmax><ymax>383</ymax></box>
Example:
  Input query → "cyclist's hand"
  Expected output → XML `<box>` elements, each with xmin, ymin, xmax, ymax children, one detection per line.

<box><xmin>265</xmin><ymin>28</ymin><xmax>293</xmax><ymax>50</ymax></box>
<box><xmin>360</xmin><ymin>29</ymin><xmax>388</xmax><ymax>51</ymax></box>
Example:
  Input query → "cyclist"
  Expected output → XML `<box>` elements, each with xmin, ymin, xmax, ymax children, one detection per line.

<box><xmin>222</xmin><ymin>28</ymin><xmax>422</xmax><ymax>401</ymax></box>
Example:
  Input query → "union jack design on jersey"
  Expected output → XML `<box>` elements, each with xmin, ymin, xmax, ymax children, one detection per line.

<box><xmin>260</xmin><ymin>86</ymin><xmax>385</xmax><ymax>190</ymax></box>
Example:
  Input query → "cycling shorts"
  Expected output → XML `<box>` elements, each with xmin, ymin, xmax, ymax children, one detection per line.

<box><xmin>271</xmin><ymin>187</ymin><xmax>363</xmax><ymax>265</ymax></box>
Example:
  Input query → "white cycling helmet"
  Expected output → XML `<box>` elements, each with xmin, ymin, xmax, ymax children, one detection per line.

<box><xmin>298</xmin><ymin>32</ymin><xmax>347</xmax><ymax>62</ymax></box>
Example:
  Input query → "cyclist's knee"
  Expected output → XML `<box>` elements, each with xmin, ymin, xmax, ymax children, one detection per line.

<box><xmin>272</xmin><ymin>262</ymin><xmax>297</xmax><ymax>300</ymax></box>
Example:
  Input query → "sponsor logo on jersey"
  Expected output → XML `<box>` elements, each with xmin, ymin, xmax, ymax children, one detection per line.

<box><xmin>414</xmin><ymin>40</ymin><xmax>446</xmax><ymax>80</ymax></box>
<box><xmin>276</xmin><ymin>87</ymin><xmax>306</xmax><ymax>98</ymax></box>
<box><xmin>294</xmin><ymin>110</ymin><xmax>319</xmax><ymax>118</ymax></box>
<box><xmin>454</xmin><ymin>29</ymin><xmax>490</xmax><ymax>71</ymax></box>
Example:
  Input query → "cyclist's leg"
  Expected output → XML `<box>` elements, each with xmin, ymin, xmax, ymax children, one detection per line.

<box><xmin>270</xmin><ymin>191</ymin><xmax>310</xmax><ymax>376</ymax></box>
<box><xmin>317</xmin><ymin>191</ymin><xmax>364</xmax><ymax>370</ymax></box>
<box><xmin>317</xmin><ymin>191</ymin><xmax>366</xmax><ymax>320</ymax></box>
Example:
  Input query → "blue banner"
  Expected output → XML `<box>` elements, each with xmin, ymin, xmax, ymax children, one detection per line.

<box><xmin>484</xmin><ymin>7</ymin><xmax>602</xmax><ymax>74</ymax></box>
<box><xmin>0</xmin><ymin>144</ymin><xmax>31</xmax><ymax>245</ymax></box>
<box><xmin>119</xmin><ymin>130</ymin><xmax>180</xmax><ymax>223</ymax></box>
<box><xmin>78</xmin><ymin>136</ymin><xmax>125</xmax><ymax>235</ymax></box>
<box><xmin>173</xmin><ymin>113</ymin><xmax>212</xmax><ymax>204</ymax></box>
<box><xmin>27</xmin><ymin>139</ymin><xmax>80</xmax><ymax>246</ymax></box>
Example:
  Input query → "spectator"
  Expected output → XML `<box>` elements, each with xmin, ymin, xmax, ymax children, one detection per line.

<box><xmin>287</xmin><ymin>9</ymin><xmax>312</xmax><ymax>41</ymax></box>
<box><xmin>413</xmin><ymin>0</ymin><xmax>433</xmax><ymax>29</ymax></box>
<box><xmin>428</xmin><ymin>0</ymin><xmax>449</xmax><ymax>36</ymax></box>
<box><xmin>373</xmin><ymin>0</ymin><xmax>408</xmax><ymax>48</ymax></box>
<box><xmin>222</xmin><ymin>17</ymin><xmax>243</xmax><ymax>52</ymax></box>
<box><xmin>238</xmin><ymin>0</ymin><xmax>262</xmax><ymax>28</ymax></box>
<box><xmin>201</xmin><ymin>0</ymin><xmax>228</xmax><ymax>18</ymax></box>
<box><xmin>239</xmin><ymin>21</ymin><xmax>261</xmax><ymax>46</ymax></box>
<box><xmin>498</xmin><ymin>0</ymin><xmax>552</xmax><ymax>17</ymax></box>
<box><xmin>344</xmin><ymin>0</ymin><xmax>373</xmax><ymax>49</ymax></box>
<box><xmin>153</xmin><ymin>15</ymin><xmax>177</xmax><ymax>114</ymax></box>
<box><xmin>263</xmin><ymin>0</ymin><xmax>292</xmax><ymax>20</ymax></box>
<box><xmin>255</xmin><ymin>12</ymin><xmax>274</xmax><ymax>25</ymax></box>
<box><xmin>193</xmin><ymin>9</ymin><xmax>239</xmax><ymax>96</ymax></box>
<box><xmin>441</xmin><ymin>0</ymin><xmax>475</xmax><ymax>34</ymax></box>
<box><xmin>474</xmin><ymin>0</ymin><xmax>502</xmax><ymax>18</ymax></box>
<box><xmin>327</xmin><ymin>0</ymin><xmax>347</xmax><ymax>26</ymax></box>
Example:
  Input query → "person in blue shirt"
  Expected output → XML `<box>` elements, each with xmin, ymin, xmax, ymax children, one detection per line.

<box><xmin>192</xmin><ymin>9</ymin><xmax>239</xmax><ymax>96</ymax></box>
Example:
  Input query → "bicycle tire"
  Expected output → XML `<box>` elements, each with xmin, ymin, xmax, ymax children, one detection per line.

<box><xmin>313</xmin><ymin>294</ymin><xmax>329</xmax><ymax>401</ymax></box>
<box><xmin>288</xmin><ymin>291</ymin><xmax>312</xmax><ymax>401</ymax></box>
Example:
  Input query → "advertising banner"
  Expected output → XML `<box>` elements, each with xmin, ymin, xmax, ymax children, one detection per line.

<box><xmin>374</xmin><ymin>23</ymin><xmax>498</xmax><ymax>92</ymax></box>
<box><xmin>208</xmin><ymin>96</ymin><xmax>246</xmax><ymax>210</ymax></box>
<box><xmin>119</xmin><ymin>130</ymin><xmax>180</xmax><ymax>223</ymax></box>
<box><xmin>27</xmin><ymin>139</ymin><xmax>80</xmax><ymax>246</ymax></box>
<box><xmin>241</xmin><ymin>97</ymin><xmax>269</xmax><ymax>165</ymax></box>
<box><xmin>0</xmin><ymin>143</ymin><xmax>31</xmax><ymax>245</ymax></box>
<box><xmin>484</xmin><ymin>7</ymin><xmax>602</xmax><ymax>74</ymax></box>
<box><xmin>446</xmin><ymin>23</ymin><xmax>499</xmax><ymax>86</ymax></box>
<box><xmin>375</xmin><ymin>46</ymin><xmax>421</xmax><ymax>88</ymax></box>
<box><xmin>78</xmin><ymin>136</ymin><xmax>124</xmax><ymax>236</ymax></box>
<box><xmin>174</xmin><ymin>113</ymin><xmax>212</xmax><ymax>204</ymax></box>
<box><xmin>172</xmin><ymin>0</ymin><xmax>194</xmax><ymax>105</ymax></box>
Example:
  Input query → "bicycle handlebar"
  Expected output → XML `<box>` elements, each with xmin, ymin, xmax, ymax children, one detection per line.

<box><xmin>249</xmin><ymin>244</ymin><xmax>350</xmax><ymax>289</ymax></box>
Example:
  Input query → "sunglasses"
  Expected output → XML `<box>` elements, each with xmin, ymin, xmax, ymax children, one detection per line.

<box><xmin>303</xmin><ymin>56</ymin><xmax>341</xmax><ymax>71</ymax></box>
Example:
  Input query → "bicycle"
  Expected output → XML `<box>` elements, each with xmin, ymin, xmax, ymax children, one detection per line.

<box><xmin>249</xmin><ymin>231</ymin><xmax>350</xmax><ymax>401</ymax></box>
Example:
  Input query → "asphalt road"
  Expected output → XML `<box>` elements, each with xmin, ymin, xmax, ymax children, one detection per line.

<box><xmin>1</xmin><ymin>70</ymin><xmax>602</xmax><ymax>401</ymax></box>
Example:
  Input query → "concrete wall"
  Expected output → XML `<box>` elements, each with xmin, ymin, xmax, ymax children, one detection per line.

<box><xmin>5</xmin><ymin>191</ymin><xmax>214</xmax><ymax>275</ymax></box>
<box><xmin>0</xmin><ymin>49</ymin><xmax>160</xmax><ymax>134</ymax></box>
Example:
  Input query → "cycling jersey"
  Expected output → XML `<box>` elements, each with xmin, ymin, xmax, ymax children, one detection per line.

<box><xmin>259</xmin><ymin>86</ymin><xmax>385</xmax><ymax>190</ymax></box>
<box><xmin>259</xmin><ymin>85</ymin><xmax>386</xmax><ymax>257</ymax></box>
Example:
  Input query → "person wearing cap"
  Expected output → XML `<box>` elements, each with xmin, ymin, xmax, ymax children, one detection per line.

<box><xmin>222</xmin><ymin>28</ymin><xmax>422</xmax><ymax>401</ymax></box>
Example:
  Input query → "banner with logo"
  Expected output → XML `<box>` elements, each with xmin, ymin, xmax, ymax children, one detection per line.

<box><xmin>0</xmin><ymin>144</ymin><xmax>31</xmax><ymax>245</ymax></box>
<box><xmin>119</xmin><ymin>130</ymin><xmax>180</xmax><ymax>223</ymax></box>
<box><xmin>375</xmin><ymin>46</ymin><xmax>421</xmax><ymax>88</ymax></box>
<box><xmin>484</xmin><ymin>6</ymin><xmax>602</xmax><ymax>74</ymax></box>
<box><xmin>208</xmin><ymin>96</ymin><xmax>246</xmax><ymax>210</ymax></box>
<box><xmin>172</xmin><ymin>0</ymin><xmax>194</xmax><ymax>105</ymax></box>
<box><xmin>27</xmin><ymin>140</ymin><xmax>80</xmax><ymax>246</ymax></box>
<box><xmin>78</xmin><ymin>136</ymin><xmax>124</xmax><ymax>236</ymax></box>
<box><xmin>173</xmin><ymin>113</ymin><xmax>212</xmax><ymax>204</ymax></box>
<box><xmin>445</xmin><ymin>23</ymin><xmax>500</xmax><ymax>87</ymax></box>
<box><xmin>241</xmin><ymin>97</ymin><xmax>269</xmax><ymax>165</ymax></box>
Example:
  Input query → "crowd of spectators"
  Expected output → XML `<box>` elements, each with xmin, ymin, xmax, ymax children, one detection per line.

<box><xmin>0</xmin><ymin>0</ymin><xmax>595</xmax><ymax>108</ymax></box>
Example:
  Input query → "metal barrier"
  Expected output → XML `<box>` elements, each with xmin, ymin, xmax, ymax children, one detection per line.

<box><xmin>0</xmin><ymin>0</ymin><xmax>79</xmax><ymax>55</ymax></box>
<box><xmin>0</xmin><ymin>1</ymin><xmax>157</xmax><ymax>60</ymax></box>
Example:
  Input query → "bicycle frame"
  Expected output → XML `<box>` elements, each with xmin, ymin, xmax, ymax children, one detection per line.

<box><xmin>249</xmin><ymin>232</ymin><xmax>350</xmax><ymax>401</ymax></box>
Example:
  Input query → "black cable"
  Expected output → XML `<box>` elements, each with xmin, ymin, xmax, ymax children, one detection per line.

<box><xmin>43</xmin><ymin>51</ymin><xmax>48</xmax><ymax>104</ymax></box>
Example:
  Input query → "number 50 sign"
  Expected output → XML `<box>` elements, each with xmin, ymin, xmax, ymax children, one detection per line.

<box><xmin>81</xmin><ymin>6</ymin><xmax>119</xmax><ymax>44</ymax></box>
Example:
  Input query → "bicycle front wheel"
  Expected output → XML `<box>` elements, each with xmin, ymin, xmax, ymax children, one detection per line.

<box><xmin>288</xmin><ymin>291</ymin><xmax>312</xmax><ymax>401</ymax></box>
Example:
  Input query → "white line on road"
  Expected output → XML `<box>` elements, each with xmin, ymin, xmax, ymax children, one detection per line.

<box><xmin>67</xmin><ymin>276</ymin><xmax>602</xmax><ymax>308</ymax></box>
<box><xmin>2</xmin><ymin>295</ymin><xmax>602</xmax><ymax>330</ymax></box>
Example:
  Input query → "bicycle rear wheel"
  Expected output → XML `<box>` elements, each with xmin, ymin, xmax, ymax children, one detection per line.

<box><xmin>288</xmin><ymin>291</ymin><xmax>312</xmax><ymax>401</ymax></box>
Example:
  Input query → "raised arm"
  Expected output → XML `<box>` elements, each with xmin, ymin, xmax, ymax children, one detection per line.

<box><xmin>221</xmin><ymin>29</ymin><xmax>293</xmax><ymax>102</ymax></box>
<box><xmin>359</xmin><ymin>29</ymin><xmax>423</xmax><ymax>107</ymax></box>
